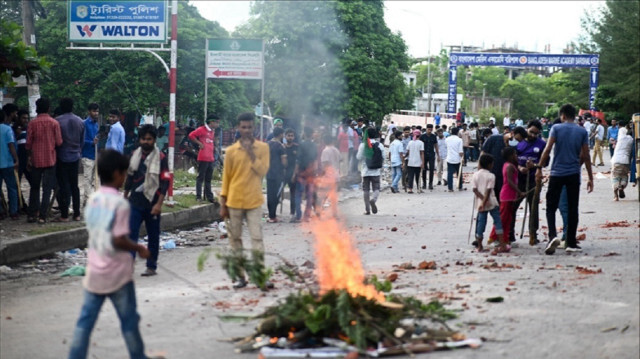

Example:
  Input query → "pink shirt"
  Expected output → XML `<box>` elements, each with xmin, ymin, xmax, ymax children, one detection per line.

<box><xmin>83</xmin><ymin>187</ymin><xmax>134</xmax><ymax>294</ymax></box>
<box><xmin>500</xmin><ymin>162</ymin><xmax>518</xmax><ymax>202</ymax></box>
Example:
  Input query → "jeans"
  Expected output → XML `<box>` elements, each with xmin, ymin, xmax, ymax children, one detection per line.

<box><xmin>266</xmin><ymin>178</ymin><xmax>283</xmax><ymax>219</ymax></box>
<box><xmin>295</xmin><ymin>174</ymin><xmax>315</xmax><ymax>220</ymax></box>
<box><xmin>546</xmin><ymin>174</ymin><xmax>580</xmax><ymax>247</ymax></box>
<box><xmin>196</xmin><ymin>161</ymin><xmax>214</xmax><ymax>201</ymax></box>
<box><xmin>129</xmin><ymin>205</ymin><xmax>160</xmax><ymax>270</ymax></box>
<box><xmin>348</xmin><ymin>148</ymin><xmax>358</xmax><ymax>174</ymax></box>
<box><xmin>285</xmin><ymin>178</ymin><xmax>297</xmax><ymax>215</ymax></box>
<box><xmin>559</xmin><ymin>186</ymin><xmax>569</xmax><ymax>238</ymax></box>
<box><xmin>68</xmin><ymin>281</ymin><xmax>146</xmax><ymax>359</ymax></box>
<box><xmin>421</xmin><ymin>156</ymin><xmax>435</xmax><ymax>187</ymax></box>
<box><xmin>476</xmin><ymin>207</ymin><xmax>502</xmax><ymax>239</ymax></box>
<box><xmin>0</xmin><ymin>167</ymin><xmax>18</xmax><ymax>215</ymax></box>
<box><xmin>391</xmin><ymin>165</ymin><xmax>402</xmax><ymax>190</ymax></box>
<box><xmin>362</xmin><ymin>175</ymin><xmax>380</xmax><ymax>212</ymax></box>
<box><xmin>29</xmin><ymin>166</ymin><xmax>57</xmax><ymax>219</ymax></box>
<box><xmin>57</xmin><ymin>160</ymin><xmax>81</xmax><ymax>219</ymax></box>
<box><xmin>447</xmin><ymin>162</ymin><xmax>462</xmax><ymax>190</ymax></box>
<box><xmin>471</xmin><ymin>143</ymin><xmax>479</xmax><ymax>161</ymax></box>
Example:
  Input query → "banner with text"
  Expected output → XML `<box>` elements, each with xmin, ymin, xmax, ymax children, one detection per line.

<box><xmin>68</xmin><ymin>1</ymin><xmax>167</xmax><ymax>43</ymax></box>
<box><xmin>449</xmin><ymin>53</ymin><xmax>599</xmax><ymax>68</ymax></box>
<box><xmin>447</xmin><ymin>65</ymin><xmax>458</xmax><ymax>114</ymax></box>
<box><xmin>589</xmin><ymin>67</ymin><xmax>599</xmax><ymax>110</ymax></box>
<box><xmin>206</xmin><ymin>39</ymin><xmax>263</xmax><ymax>80</ymax></box>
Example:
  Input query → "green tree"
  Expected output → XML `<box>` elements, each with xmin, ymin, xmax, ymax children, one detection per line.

<box><xmin>587</xmin><ymin>0</ymin><xmax>640</xmax><ymax>118</ymax></box>
<box><xmin>0</xmin><ymin>18</ymin><xmax>50</xmax><ymax>87</ymax></box>
<box><xmin>236</xmin><ymin>0</ymin><xmax>411</xmax><ymax>124</ymax></box>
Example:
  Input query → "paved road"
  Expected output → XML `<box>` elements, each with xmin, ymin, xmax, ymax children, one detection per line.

<box><xmin>1</xmin><ymin>166</ymin><xmax>638</xmax><ymax>359</ymax></box>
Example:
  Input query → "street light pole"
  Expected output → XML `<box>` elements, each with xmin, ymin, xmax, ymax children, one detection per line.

<box><xmin>426</xmin><ymin>24</ymin><xmax>432</xmax><ymax>116</ymax></box>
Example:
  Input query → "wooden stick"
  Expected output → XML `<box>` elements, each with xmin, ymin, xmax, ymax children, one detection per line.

<box><xmin>520</xmin><ymin>175</ymin><xmax>530</xmax><ymax>239</ymax></box>
<box><xmin>14</xmin><ymin>169</ymin><xmax>23</xmax><ymax>208</ymax></box>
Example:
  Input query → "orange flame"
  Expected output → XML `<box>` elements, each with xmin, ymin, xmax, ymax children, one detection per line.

<box><xmin>307</xmin><ymin>168</ymin><xmax>385</xmax><ymax>302</ymax></box>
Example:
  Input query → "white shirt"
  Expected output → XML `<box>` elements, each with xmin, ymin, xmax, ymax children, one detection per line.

<box><xmin>491</xmin><ymin>127</ymin><xmax>499</xmax><ymax>135</ymax></box>
<box><xmin>490</xmin><ymin>116</ymin><xmax>496</xmax><ymax>124</ymax></box>
<box><xmin>445</xmin><ymin>135</ymin><xmax>463</xmax><ymax>164</ymax></box>
<box><xmin>437</xmin><ymin>136</ymin><xmax>447</xmax><ymax>160</ymax></box>
<box><xmin>611</xmin><ymin>134</ymin><xmax>633</xmax><ymax>165</ymax></box>
<box><xmin>406</xmin><ymin>139</ymin><xmax>424</xmax><ymax>167</ymax></box>
<box><xmin>515</xmin><ymin>119</ymin><xmax>523</xmax><ymax>127</ymax></box>
<box><xmin>584</xmin><ymin>122</ymin><xmax>592</xmax><ymax>133</ymax></box>
<box><xmin>503</xmin><ymin>117</ymin><xmax>510</xmax><ymax>127</ymax></box>
<box><xmin>595</xmin><ymin>124</ymin><xmax>605</xmax><ymax>140</ymax></box>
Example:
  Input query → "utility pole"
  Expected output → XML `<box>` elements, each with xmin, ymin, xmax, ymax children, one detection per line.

<box><xmin>167</xmin><ymin>0</ymin><xmax>178</xmax><ymax>201</ymax></box>
<box><xmin>21</xmin><ymin>0</ymin><xmax>40</xmax><ymax>118</ymax></box>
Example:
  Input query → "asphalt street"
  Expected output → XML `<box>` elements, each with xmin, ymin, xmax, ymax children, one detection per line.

<box><xmin>0</xmin><ymin>165</ymin><xmax>638</xmax><ymax>359</ymax></box>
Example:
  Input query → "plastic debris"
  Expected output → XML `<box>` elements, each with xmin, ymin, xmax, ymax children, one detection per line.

<box><xmin>60</xmin><ymin>265</ymin><xmax>86</xmax><ymax>277</ymax></box>
<box><xmin>187</xmin><ymin>166</ymin><xmax>196</xmax><ymax>174</ymax></box>
<box><xmin>162</xmin><ymin>239</ymin><xmax>176</xmax><ymax>250</ymax></box>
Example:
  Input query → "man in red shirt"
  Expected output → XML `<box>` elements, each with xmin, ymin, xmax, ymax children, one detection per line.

<box><xmin>26</xmin><ymin>98</ymin><xmax>63</xmax><ymax>223</ymax></box>
<box><xmin>188</xmin><ymin>114</ymin><xmax>219</xmax><ymax>203</ymax></box>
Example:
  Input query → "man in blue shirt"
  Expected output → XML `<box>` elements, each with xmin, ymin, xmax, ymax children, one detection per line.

<box><xmin>607</xmin><ymin>119</ymin><xmax>619</xmax><ymax>157</ymax></box>
<box><xmin>536</xmin><ymin>104</ymin><xmax>593</xmax><ymax>254</ymax></box>
<box><xmin>55</xmin><ymin>98</ymin><xmax>85</xmax><ymax>221</ymax></box>
<box><xmin>82</xmin><ymin>103</ymin><xmax>100</xmax><ymax>206</ymax></box>
<box><xmin>0</xmin><ymin>109</ymin><xmax>19</xmax><ymax>220</ymax></box>
<box><xmin>106</xmin><ymin>109</ymin><xmax>125</xmax><ymax>153</ymax></box>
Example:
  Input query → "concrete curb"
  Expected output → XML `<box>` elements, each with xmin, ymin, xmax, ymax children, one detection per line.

<box><xmin>0</xmin><ymin>203</ymin><xmax>220</xmax><ymax>265</ymax></box>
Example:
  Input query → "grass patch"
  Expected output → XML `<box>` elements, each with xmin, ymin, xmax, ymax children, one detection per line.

<box><xmin>28</xmin><ymin>223</ymin><xmax>84</xmax><ymax>236</ymax></box>
<box><xmin>173</xmin><ymin>169</ymin><xmax>197</xmax><ymax>188</ymax></box>
<box><xmin>162</xmin><ymin>193</ymin><xmax>211</xmax><ymax>213</ymax></box>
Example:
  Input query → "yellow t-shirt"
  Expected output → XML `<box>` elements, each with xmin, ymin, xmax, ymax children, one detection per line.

<box><xmin>221</xmin><ymin>140</ymin><xmax>270</xmax><ymax>209</ymax></box>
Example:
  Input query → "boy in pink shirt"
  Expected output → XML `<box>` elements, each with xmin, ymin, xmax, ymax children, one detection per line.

<box><xmin>68</xmin><ymin>149</ymin><xmax>153</xmax><ymax>359</ymax></box>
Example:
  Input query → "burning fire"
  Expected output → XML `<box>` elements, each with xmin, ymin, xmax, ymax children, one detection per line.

<box><xmin>307</xmin><ymin>169</ymin><xmax>385</xmax><ymax>302</ymax></box>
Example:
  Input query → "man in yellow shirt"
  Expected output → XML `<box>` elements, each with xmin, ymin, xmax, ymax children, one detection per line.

<box><xmin>220</xmin><ymin>112</ymin><xmax>271</xmax><ymax>289</ymax></box>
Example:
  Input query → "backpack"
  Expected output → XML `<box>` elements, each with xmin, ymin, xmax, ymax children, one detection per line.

<box><xmin>366</xmin><ymin>142</ymin><xmax>383</xmax><ymax>169</ymax></box>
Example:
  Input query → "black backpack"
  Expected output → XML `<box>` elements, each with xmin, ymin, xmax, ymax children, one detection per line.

<box><xmin>366</xmin><ymin>142</ymin><xmax>383</xmax><ymax>169</ymax></box>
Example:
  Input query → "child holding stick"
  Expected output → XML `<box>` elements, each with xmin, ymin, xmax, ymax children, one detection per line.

<box><xmin>471</xmin><ymin>154</ymin><xmax>502</xmax><ymax>252</ymax></box>
<box><xmin>489</xmin><ymin>147</ymin><xmax>524</xmax><ymax>253</ymax></box>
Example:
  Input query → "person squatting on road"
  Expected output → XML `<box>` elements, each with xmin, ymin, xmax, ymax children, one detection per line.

<box><xmin>124</xmin><ymin>125</ymin><xmax>170</xmax><ymax>277</ymax></box>
<box><xmin>188</xmin><ymin>114</ymin><xmax>220</xmax><ymax>203</ymax></box>
<box><xmin>610</xmin><ymin>125</ymin><xmax>633</xmax><ymax>201</ymax></box>
<box><xmin>471</xmin><ymin>153</ymin><xmax>502</xmax><ymax>252</ymax></box>
<box><xmin>356</xmin><ymin>127</ymin><xmax>386</xmax><ymax>214</ymax></box>
<box><xmin>536</xmin><ymin>104</ymin><xmax>594</xmax><ymax>255</ymax></box>
<box><xmin>68</xmin><ymin>149</ymin><xmax>154</xmax><ymax>359</ymax></box>
<box><xmin>219</xmin><ymin>113</ymin><xmax>273</xmax><ymax>290</ymax></box>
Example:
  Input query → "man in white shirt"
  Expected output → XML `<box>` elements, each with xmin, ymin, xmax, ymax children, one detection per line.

<box><xmin>404</xmin><ymin>129</ymin><xmax>424</xmax><ymax>193</ymax></box>
<box><xmin>356</xmin><ymin>128</ymin><xmax>386</xmax><ymax>215</ymax></box>
<box><xmin>591</xmin><ymin>119</ymin><xmax>605</xmax><ymax>166</ymax></box>
<box><xmin>445</xmin><ymin>127</ymin><xmax>464</xmax><ymax>192</ymax></box>
<box><xmin>503</xmin><ymin>114</ymin><xmax>510</xmax><ymax>130</ymax></box>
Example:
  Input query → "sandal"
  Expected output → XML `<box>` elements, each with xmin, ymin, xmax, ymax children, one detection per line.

<box><xmin>73</xmin><ymin>216</ymin><xmax>82</xmax><ymax>222</ymax></box>
<box><xmin>37</xmin><ymin>218</ymin><xmax>47</xmax><ymax>224</ymax></box>
<box><xmin>52</xmin><ymin>217</ymin><xmax>70</xmax><ymax>223</ymax></box>
<box><xmin>27</xmin><ymin>216</ymin><xmax>37</xmax><ymax>223</ymax></box>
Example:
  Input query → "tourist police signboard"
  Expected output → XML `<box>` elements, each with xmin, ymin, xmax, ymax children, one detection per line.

<box><xmin>68</xmin><ymin>1</ymin><xmax>168</xmax><ymax>43</ymax></box>
<box><xmin>206</xmin><ymin>39</ymin><xmax>264</xmax><ymax>80</ymax></box>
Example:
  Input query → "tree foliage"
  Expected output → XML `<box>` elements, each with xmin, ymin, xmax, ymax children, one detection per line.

<box><xmin>0</xmin><ymin>19</ymin><xmax>50</xmax><ymax>87</ymax></box>
<box><xmin>6</xmin><ymin>0</ymin><xmax>251</xmax><ymax>125</ymax></box>
<box><xmin>587</xmin><ymin>0</ymin><xmax>639</xmax><ymax>118</ymax></box>
<box><xmin>236</xmin><ymin>0</ymin><xmax>411</xmax><ymax>124</ymax></box>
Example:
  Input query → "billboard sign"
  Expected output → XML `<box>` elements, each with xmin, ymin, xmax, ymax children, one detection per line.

<box><xmin>206</xmin><ymin>39</ymin><xmax>263</xmax><ymax>80</ymax></box>
<box><xmin>68</xmin><ymin>1</ymin><xmax>168</xmax><ymax>43</ymax></box>
<box><xmin>449</xmin><ymin>52</ymin><xmax>599</xmax><ymax>68</ymax></box>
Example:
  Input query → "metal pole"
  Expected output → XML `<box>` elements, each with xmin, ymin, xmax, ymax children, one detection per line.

<box><xmin>168</xmin><ymin>0</ymin><xmax>178</xmax><ymax>201</ymax></box>
<box><xmin>204</xmin><ymin>38</ymin><xmax>208</xmax><ymax>121</ymax></box>
<box><xmin>21</xmin><ymin>0</ymin><xmax>40</xmax><ymax>118</ymax></box>
<box><xmin>260</xmin><ymin>39</ymin><xmax>265</xmax><ymax>141</ymax></box>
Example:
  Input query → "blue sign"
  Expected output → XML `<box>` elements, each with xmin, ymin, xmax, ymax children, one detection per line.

<box><xmin>589</xmin><ymin>67</ymin><xmax>599</xmax><ymax>110</ymax></box>
<box><xmin>447</xmin><ymin>65</ymin><xmax>457</xmax><ymax>114</ymax></box>
<box><xmin>449</xmin><ymin>52</ymin><xmax>599</xmax><ymax>68</ymax></box>
<box><xmin>68</xmin><ymin>1</ymin><xmax>167</xmax><ymax>43</ymax></box>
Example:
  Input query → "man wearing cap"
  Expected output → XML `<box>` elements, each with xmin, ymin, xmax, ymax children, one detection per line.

<box><xmin>266</xmin><ymin>118</ymin><xmax>286</xmax><ymax>143</ymax></box>
<box><xmin>189</xmin><ymin>114</ymin><xmax>219</xmax><ymax>203</ymax></box>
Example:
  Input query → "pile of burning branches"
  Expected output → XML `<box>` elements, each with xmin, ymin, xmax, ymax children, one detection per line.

<box><xmin>231</xmin><ymin>288</ymin><xmax>480</xmax><ymax>357</ymax></box>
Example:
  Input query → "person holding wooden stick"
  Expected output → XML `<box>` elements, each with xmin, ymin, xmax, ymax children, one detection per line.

<box><xmin>81</xmin><ymin>103</ymin><xmax>101</xmax><ymax>207</ymax></box>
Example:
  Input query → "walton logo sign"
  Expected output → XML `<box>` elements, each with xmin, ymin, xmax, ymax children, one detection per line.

<box><xmin>68</xmin><ymin>1</ymin><xmax>167</xmax><ymax>43</ymax></box>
